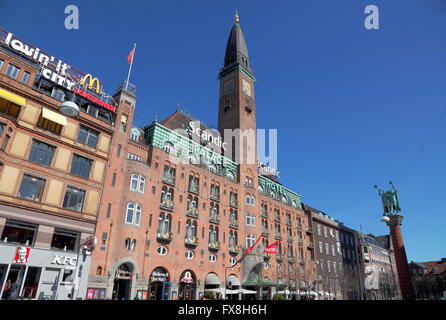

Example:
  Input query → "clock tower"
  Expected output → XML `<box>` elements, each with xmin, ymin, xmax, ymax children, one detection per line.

<box><xmin>218</xmin><ymin>11</ymin><xmax>257</xmax><ymax>172</ymax></box>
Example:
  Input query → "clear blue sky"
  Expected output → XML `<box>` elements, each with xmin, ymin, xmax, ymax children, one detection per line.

<box><xmin>1</xmin><ymin>0</ymin><xmax>445</xmax><ymax>262</ymax></box>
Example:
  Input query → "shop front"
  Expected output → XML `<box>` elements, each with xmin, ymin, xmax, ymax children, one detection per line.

<box><xmin>0</xmin><ymin>243</ymin><xmax>90</xmax><ymax>300</ymax></box>
<box><xmin>148</xmin><ymin>267</ymin><xmax>170</xmax><ymax>300</ymax></box>
<box><xmin>112</xmin><ymin>263</ymin><xmax>133</xmax><ymax>300</ymax></box>
<box><xmin>178</xmin><ymin>270</ymin><xmax>196</xmax><ymax>300</ymax></box>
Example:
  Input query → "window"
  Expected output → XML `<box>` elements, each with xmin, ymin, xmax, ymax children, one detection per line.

<box><xmin>327</xmin><ymin>261</ymin><xmax>331</xmax><ymax>272</ymax></box>
<box><xmin>157</xmin><ymin>246</ymin><xmax>168</xmax><ymax>256</ymax></box>
<box><xmin>163</xmin><ymin>141</ymin><xmax>174</xmax><ymax>154</ymax></box>
<box><xmin>125</xmin><ymin>203</ymin><xmax>141</xmax><ymax>226</ymax></box>
<box><xmin>120</xmin><ymin>115</ymin><xmax>127</xmax><ymax>132</ymax></box>
<box><xmin>209</xmin><ymin>254</ymin><xmax>217</xmax><ymax>263</ymax></box>
<box><xmin>70</xmin><ymin>154</ymin><xmax>92</xmax><ymax>179</ymax></box>
<box><xmin>324</xmin><ymin>226</ymin><xmax>327</xmax><ymax>238</ymax></box>
<box><xmin>37</xmin><ymin>114</ymin><xmax>62</xmax><ymax>134</ymax></box>
<box><xmin>1</xmin><ymin>219</ymin><xmax>37</xmax><ymax>246</ymax></box>
<box><xmin>325</xmin><ymin>243</ymin><xmax>329</xmax><ymax>254</ymax></box>
<box><xmin>18</xmin><ymin>174</ymin><xmax>46</xmax><ymax>202</ymax></box>
<box><xmin>185</xmin><ymin>250</ymin><xmax>194</xmax><ymax>260</ymax></box>
<box><xmin>0</xmin><ymin>59</ymin><xmax>3</xmax><ymax>70</ymax></box>
<box><xmin>28</xmin><ymin>140</ymin><xmax>55</xmax><ymax>167</ymax></box>
<box><xmin>317</xmin><ymin>224</ymin><xmax>321</xmax><ymax>236</ymax></box>
<box><xmin>319</xmin><ymin>241</ymin><xmax>323</xmax><ymax>254</ymax></box>
<box><xmin>128</xmin><ymin>153</ymin><xmax>143</xmax><ymax>162</ymax></box>
<box><xmin>246</xmin><ymin>234</ymin><xmax>255</xmax><ymax>248</ymax></box>
<box><xmin>106</xmin><ymin>203</ymin><xmax>111</xmax><ymax>218</ymax></box>
<box><xmin>77</xmin><ymin>126</ymin><xmax>99</xmax><ymax>148</ymax></box>
<box><xmin>5</xmin><ymin>64</ymin><xmax>20</xmax><ymax>79</ymax></box>
<box><xmin>62</xmin><ymin>186</ymin><xmax>85</xmax><ymax>212</ymax></box>
<box><xmin>51</xmin><ymin>87</ymin><xmax>65</xmax><ymax>101</ymax></box>
<box><xmin>163</xmin><ymin>166</ymin><xmax>176</xmax><ymax>184</ymax></box>
<box><xmin>130</xmin><ymin>174</ymin><xmax>145</xmax><ymax>193</ymax></box>
<box><xmin>332</xmin><ymin>245</ymin><xmax>335</xmax><ymax>256</ymax></box>
<box><xmin>117</xmin><ymin>144</ymin><xmax>121</xmax><ymax>157</ymax></box>
<box><xmin>333</xmin><ymin>262</ymin><xmax>337</xmax><ymax>273</ymax></box>
<box><xmin>112</xmin><ymin>173</ymin><xmax>116</xmax><ymax>186</ymax></box>
<box><xmin>230</xmin><ymin>257</ymin><xmax>237</xmax><ymax>266</ymax></box>
<box><xmin>157</xmin><ymin>213</ymin><xmax>171</xmax><ymax>235</ymax></box>
<box><xmin>21</xmin><ymin>71</ymin><xmax>30</xmax><ymax>84</ymax></box>
<box><xmin>246</xmin><ymin>214</ymin><xmax>255</xmax><ymax>227</ymax></box>
<box><xmin>189</xmin><ymin>176</ymin><xmax>199</xmax><ymax>194</ymax></box>
<box><xmin>50</xmin><ymin>229</ymin><xmax>80</xmax><ymax>251</ymax></box>
<box><xmin>0</xmin><ymin>98</ymin><xmax>21</xmax><ymax>118</ymax></box>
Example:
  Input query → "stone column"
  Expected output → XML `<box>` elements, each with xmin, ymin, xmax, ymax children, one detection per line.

<box><xmin>386</xmin><ymin>214</ymin><xmax>415</xmax><ymax>300</ymax></box>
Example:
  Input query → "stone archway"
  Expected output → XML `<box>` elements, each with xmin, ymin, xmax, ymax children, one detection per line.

<box><xmin>148</xmin><ymin>267</ymin><xmax>171</xmax><ymax>300</ymax></box>
<box><xmin>178</xmin><ymin>270</ymin><xmax>197</xmax><ymax>300</ymax></box>
<box><xmin>112</xmin><ymin>262</ymin><xmax>134</xmax><ymax>300</ymax></box>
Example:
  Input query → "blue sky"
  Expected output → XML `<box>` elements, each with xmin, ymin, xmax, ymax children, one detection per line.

<box><xmin>1</xmin><ymin>0</ymin><xmax>445</xmax><ymax>262</ymax></box>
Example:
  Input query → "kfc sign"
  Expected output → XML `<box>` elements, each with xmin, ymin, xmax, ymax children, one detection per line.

<box><xmin>13</xmin><ymin>247</ymin><xmax>30</xmax><ymax>264</ymax></box>
<box><xmin>51</xmin><ymin>255</ymin><xmax>77</xmax><ymax>266</ymax></box>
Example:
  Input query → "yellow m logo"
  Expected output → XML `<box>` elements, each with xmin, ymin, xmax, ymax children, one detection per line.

<box><xmin>80</xmin><ymin>74</ymin><xmax>102</xmax><ymax>94</ymax></box>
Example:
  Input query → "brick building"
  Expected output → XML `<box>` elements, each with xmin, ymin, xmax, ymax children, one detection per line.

<box><xmin>87</xmin><ymin>13</ymin><xmax>317</xmax><ymax>300</ymax></box>
<box><xmin>0</xmin><ymin>27</ymin><xmax>118</xmax><ymax>299</ymax></box>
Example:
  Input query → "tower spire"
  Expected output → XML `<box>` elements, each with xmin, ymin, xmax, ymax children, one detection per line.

<box><xmin>234</xmin><ymin>10</ymin><xmax>239</xmax><ymax>24</ymax></box>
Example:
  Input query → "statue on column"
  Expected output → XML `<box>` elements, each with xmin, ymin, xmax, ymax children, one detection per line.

<box><xmin>374</xmin><ymin>181</ymin><xmax>401</xmax><ymax>215</ymax></box>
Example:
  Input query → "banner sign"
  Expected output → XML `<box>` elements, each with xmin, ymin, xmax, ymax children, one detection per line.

<box><xmin>0</xmin><ymin>27</ymin><xmax>115</xmax><ymax>112</ymax></box>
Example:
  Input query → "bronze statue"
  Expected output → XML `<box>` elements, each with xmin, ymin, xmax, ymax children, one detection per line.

<box><xmin>374</xmin><ymin>181</ymin><xmax>401</xmax><ymax>215</ymax></box>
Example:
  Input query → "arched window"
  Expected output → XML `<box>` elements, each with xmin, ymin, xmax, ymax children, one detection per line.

<box><xmin>96</xmin><ymin>266</ymin><xmax>102</xmax><ymax>275</ymax></box>
<box><xmin>158</xmin><ymin>212</ymin><xmax>171</xmax><ymax>235</ymax></box>
<box><xmin>270</xmin><ymin>191</ymin><xmax>276</xmax><ymax>199</ymax></box>
<box><xmin>130</xmin><ymin>174</ymin><xmax>139</xmax><ymax>191</ymax></box>
<box><xmin>246</xmin><ymin>234</ymin><xmax>255</xmax><ymax>248</ymax></box>
<box><xmin>258</xmin><ymin>185</ymin><xmax>264</xmax><ymax>193</ymax></box>
<box><xmin>125</xmin><ymin>203</ymin><xmax>135</xmax><ymax>224</ymax></box>
<box><xmin>163</xmin><ymin>141</ymin><xmax>174</xmax><ymax>154</ymax></box>
<box><xmin>209</xmin><ymin>163</ymin><xmax>217</xmax><ymax>173</ymax></box>
<box><xmin>282</xmin><ymin>195</ymin><xmax>287</xmax><ymax>203</ymax></box>
<box><xmin>292</xmin><ymin>200</ymin><xmax>297</xmax><ymax>208</ymax></box>
<box><xmin>130</xmin><ymin>174</ymin><xmax>145</xmax><ymax>193</ymax></box>
<box><xmin>227</xmin><ymin>171</ymin><xmax>235</xmax><ymax>181</ymax></box>
<box><xmin>209</xmin><ymin>226</ymin><xmax>218</xmax><ymax>243</ymax></box>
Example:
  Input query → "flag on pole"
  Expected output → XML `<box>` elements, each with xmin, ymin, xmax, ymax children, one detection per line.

<box><xmin>246</xmin><ymin>235</ymin><xmax>262</xmax><ymax>255</ymax></box>
<box><xmin>264</xmin><ymin>240</ymin><xmax>283</xmax><ymax>254</ymax></box>
<box><xmin>126</xmin><ymin>43</ymin><xmax>136</xmax><ymax>90</ymax></box>
<box><xmin>127</xmin><ymin>47</ymin><xmax>135</xmax><ymax>65</ymax></box>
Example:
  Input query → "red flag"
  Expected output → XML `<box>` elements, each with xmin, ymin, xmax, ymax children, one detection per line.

<box><xmin>246</xmin><ymin>235</ymin><xmax>262</xmax><ymax>255</ymax></box>
<box><xmin>264</xmin><ymin>240</ymin><xmax>283</xmax><ymax>254</ymax></box>
<box><xmin>127</xmin><ymin>47</ymin><xmax>135</xmax><ymax>65</ymax></box>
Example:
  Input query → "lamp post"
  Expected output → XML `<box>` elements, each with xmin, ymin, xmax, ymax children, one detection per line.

<box><xmin>375</xmin><ymin>182</ymin><xmax>415</xmax><ymax>300</ymax></box>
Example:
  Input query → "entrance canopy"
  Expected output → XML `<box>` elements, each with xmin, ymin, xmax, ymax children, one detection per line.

<box><xmin>226</xmin><ymin>275</ymin><xmax>240</xmax><ymax>287</ymax></box>
<box><xmin>205</xmin><ymin>273</ymin><xmax>221</xmax><ymax>286</ymax></box>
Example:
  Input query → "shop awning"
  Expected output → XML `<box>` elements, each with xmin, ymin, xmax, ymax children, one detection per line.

<box><xmin>227</xmin><ymin>275</ymin><xmax>240</xmax><ymax>286</ymax></box>
<box><xmin>205</xmin><ymin>273</ymin><xmax>221</xmax><ymax>286</ymax></box>
<box><xmin>0</xmin><ymin>87</ymin><xmax>26</xmax><ymax>107</ymax></box>
<box><xmin>42</xmin><ymin>107</ymin><xmax>67</xmax><ymax>126</ymax></box>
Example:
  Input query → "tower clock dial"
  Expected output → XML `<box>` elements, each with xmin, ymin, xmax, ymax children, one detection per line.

<box><xmin>242</xmin><ymin>78</ymin><xmax>252</xmax><ymax>97</ymax></box>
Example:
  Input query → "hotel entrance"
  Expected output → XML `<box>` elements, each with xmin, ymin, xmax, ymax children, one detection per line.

<box><xmin>112</xmin><ymin>263</ymin><xmax>133</xmax><ymax>300</ymax></box>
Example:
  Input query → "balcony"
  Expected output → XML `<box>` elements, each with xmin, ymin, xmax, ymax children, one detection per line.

<box><xmin>185</xmin><ymin>236</ymin><xmax>198</xmax><ymax>247</ymax></box>
<box><xmin>286</xmin><ymin>220</ymin><xmax>292</xmax><ymax>227</ymax></box>
<box><xmin>262</xmin><ymin>229</ymin><xmax>270</xmax><ymax>237</ymax></box>
<box><xmin>275</xmin><ymin>233</ymin><xmax>282</xmax><ymax>241</ymax></box>
<box><xmin>160</xmin><ymin>199</ymin><xmax>174</xmax><ymax>212</ymax></box>
<box><xmin>307</xmin><ymin>242</ymin><xmax>314</xmax><ymax>249</ymax></box>
<box><xmin>296</xmin><ymin>224</ymin><xmax>302</xmax><ymax>230</ymax></box>
<box><xmin>157</xmin><ymin>231</ymin><xmax>173</xmax><ymax>243</ymax></box>
<box><xmin>210</xmin><ymin>193</ymin><xmax>220</xmax><ymax>202</ymax></box>
<box><xmin>299</xmin><ymin>259</ymin><xmax>306</xmax><ymax>266</ymax></box>
<box><xmin>274</xmin><ymin>216</ymin><xmax>280</xmax><ymax>223</ymax></box>
<box><xmin>287</xmin><ymin>236</ymin><xmax>293</xmax><ymax>243</ymax></box>
<box><xmin>288</xmin><ymin>256</ymin><xmax>295</xmax><ymax>264</ymax></box>
<box><xmin>261</xmin><ymin>211</ymin><xmax>268</xmax><ymax>219</ymax></box>
<box><xmin>229</xmin><ymin>245</ymin><xmax>240</xmax><ymax>255</ymax></box>
<box><xmin>188</xmin><ymin>185</ymin><xmax>199</xmax><ymax>195</ymax></box>
<box><xmin>209</xmin><ymin>241</ymin><xmax>221</xmax><ymax>251</ymax></box>
<box><xmin>229</xmin><ymin>220</ymin><xmax>239</xmax><ymax>229</ymax></box>
<box><xmin>276</xmin><ymin>254</ymin><xmax>284</xmax><ymax>263</ymax></box>
<box><xmin>229</xmin><ymin>200</ymin><xmax>238</xmax><ymax>209</ymax></box>
<box><xmin>162</xmin><ymin>176</ymin><xmax>176</xmax><ymax>186</ymax></box>
<box><xmin>263</xmin><ymin>253</ymin><xmax>271</xmax><ymax>260</ymax></box>
<box><xmin>186</xmin><ymin>208</ymin><xmax>199</xmax><ymax>219</ymax></box>
<box><xmin>298</xmin><ymin>239</ymin><xmax>304</xmax><ymax>246</ymax></box>
<box><xmin>305</xmin><ymin>227</ymin><xmax>312</xmax><ymax>234</ymax></box>
<box><xmin>209</xmin><ymin>213</ymin><xmax>220</xmax><ymax>224</ymax></box>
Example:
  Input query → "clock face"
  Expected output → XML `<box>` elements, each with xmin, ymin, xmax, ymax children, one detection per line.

<box><xmin>242</xmin><ymin>79</ymin><xmax>252</xmax><ymax>97</ymax></box>
<box><xmin>223</xmin><ymin>79</ymin><xmax>234</xmax><ymax>96</ymax></box>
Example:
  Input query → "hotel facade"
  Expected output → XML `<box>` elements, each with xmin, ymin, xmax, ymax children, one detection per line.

<box><xmin>87</xmin><ymin>14</ymin><xmax>317</xmax><ymax>300</ymax></box>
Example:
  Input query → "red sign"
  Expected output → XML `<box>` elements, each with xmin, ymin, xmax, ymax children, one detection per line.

<box><xmin>13</xmin><ymin>247</ymin><xmax>30</xmax><ymax>264</ymax></box>
<box><xmin>264</xmin><ymin>240</ymin><xmax>283</xmax><ymax>254</ymax></box>
<box><xmin>74</xmin><ymin>87</ymin><xmax>115</xmax><ymax>112</ymax></box>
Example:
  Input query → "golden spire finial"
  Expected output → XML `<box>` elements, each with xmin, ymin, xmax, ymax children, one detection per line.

<box><xmin>234</xmin><ymin>10</ymin><xmax>239</xmax><ymax>24</ymax></box>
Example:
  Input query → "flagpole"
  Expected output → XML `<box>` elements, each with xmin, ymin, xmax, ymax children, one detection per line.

<box><xmin>126</xmin><ymin>43</ymin><xmax>136</xmax><ymax>90</ymax></box>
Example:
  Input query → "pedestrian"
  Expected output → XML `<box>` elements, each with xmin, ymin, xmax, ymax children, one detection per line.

<box><xmin>3</xmin><ymin>280</ymin><xmax>11</xmax><ymax>300</ymax></box>
<box><xmin>9</xmin><ymin>280</ymin><xmax>19</xmax><ymax>300</ymax></box>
